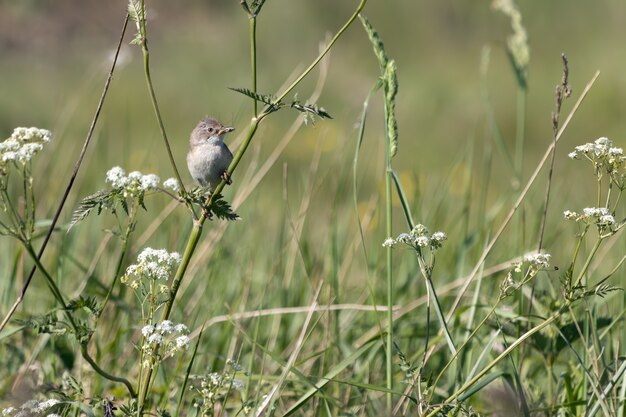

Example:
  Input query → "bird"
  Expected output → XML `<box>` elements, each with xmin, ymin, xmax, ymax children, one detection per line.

<box><xmin>186</xmin><ymin>117</ymin><xmax>234</xmax><ymax>192</ymax></box>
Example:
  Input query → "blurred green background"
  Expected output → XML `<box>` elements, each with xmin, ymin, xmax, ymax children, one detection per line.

<box><xmin>2</xmin><ymin>0</ymin><xmax>626</xmax><ymax>321</ymax></box>
<box><xmin>1</xmin><ymin>0</ymin><xmax>625</xmax><ymax>315</ymax></box>
<box><xmin>0</xmin><ymin>0</ymin><xmax>626</xmax><ymax>390</ymax></box>
<box><xmin>2</xmin><ymin>0</ymin><xmax>626</xmax><ymax>411</ymax></box>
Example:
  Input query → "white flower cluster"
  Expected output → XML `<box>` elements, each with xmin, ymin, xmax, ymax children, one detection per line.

<box><xmin>382</xmin><ymin>224</ymin><xmax>447</xmax><ymax>250</ymax></box>
<box><xmin>568</xmin><ymin>137</ymin><xmax>626</xmax><ymax>184</ymax></box>
<box><xmin>563</xmin><ymin>207</ymin><xmax>616</xmax><ymax>228</ymax></box>
<box><xmin>162</xmin><ymin>177</ymin><xmax>180</xmax><ymax>192</ymax></box>
<box><xmin>105</xmin><ymin>166</ymin><xmax>160</xmax><ymax>197</ymax></box>
<box><xmin>2</xmin><ymin>398</ymin><xmax>59</xmax><ymax>417</ymax></box>
<box><xmin>0</xmin><ymin>127</ymin><xmax>52</xmax><ymax>169</ymax></box>
<box><xmin>141</xmin><ymin>320</ymin><xmax>190</xmax><ymax>364</ymax></box>
<box><xmin>122</xmin><ymin>247</ymin><xmax>181</xmax><ymax>289</ymax></box>
<box><xmin>512</xmin><ymin>252</ymin><xmax>551</xmax><ymax>274</ymax></box>
<box><xmin>190</xmin><ymin>361</ymin><xmax>246</xmax><ymax>415</ymax></box>
<box><xmin>568</xmin><ymin>137</ymin><xmax>623</xmax><ymax>161</ymax></box>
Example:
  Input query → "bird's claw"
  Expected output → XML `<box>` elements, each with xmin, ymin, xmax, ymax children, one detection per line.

<box><xmin>201</xmin><ymin>205</ymin><xmax>213</xmax><ymax>220</ymax></box>
<box><xmin>221</xmin><ymin>170</ymin><xmax>232</xmax><ymax>185</ymax></box>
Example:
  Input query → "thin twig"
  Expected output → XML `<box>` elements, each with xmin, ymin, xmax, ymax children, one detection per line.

<box><xmin>538</xmin><ymin>53</ymin><xmax>571</xmax><ymax>251</ymax></box>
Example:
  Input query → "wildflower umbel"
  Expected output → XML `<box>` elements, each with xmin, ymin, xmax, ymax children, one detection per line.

<box><xmin>502</xmin><ymin>252</ymin><xmax>552</xmax><ymax>298</ymax></box>
<box><xmin>122</xmin><ymin>247</ymin><xmax>181</xmax><ymax>289</ymax></box>
<box><xmin>568</xmin><ymin>137</ymin><xmax>626</xmax><ymax>188</ymax></box>
<box><xmin>140</xmin><ymin>320</ymin><xmax>190</xmax><ymax>367</ymax></box>
<box><xmin>190</xmin><ymin>359</ymin><xmax>246</xmax><ymax>416</ymax></box>
<box><xmin>163</xmin><ymin>177</ymin><xmax>180</xmax><ymax>192</ymax></box>
<box><xmin>382</xmin><ymin>223</ymin><xmax>447</xmax><ymax>251</ymax></box>
<box><xmin>563</xmin><ymin>207</ymin><xmax>617</xmax><ymax>231</ymax></box>
<box><xmin>105</xmin><ymin>166</ymin><xmax>160</xmax><ymax>198</ymax></box>
<box><xmin>0</xmin><ymin>127</ymin><xmax>52</xmax><ymax>174</ymax></box>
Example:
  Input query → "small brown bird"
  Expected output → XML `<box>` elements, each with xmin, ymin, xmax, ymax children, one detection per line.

<box><xmin>186</xmin><ymin>117</ymin><xmax>234</xmax><ymax>191</ymax></box>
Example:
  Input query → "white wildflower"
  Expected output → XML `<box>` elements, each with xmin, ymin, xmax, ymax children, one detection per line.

<box><xmin>524</xmin><ymin>253</ymin><xmax>551</xmax><ymax>269</ymax></box>
<box><xmin>163</xmin><ymin>177</ymin><xmax>180</xmax><ymax>192</ymax></box>
<box><xmin>563</xmin><ymin>210</ymin><xmax>578</xmax><ymax>220</ymax></box>
<box><xmin>382</xmin><ymin>238</ymin><xmax>396</xmax><ymax>248</ymax></box>
<box><xmin>415</xmin><ymin>236</ymin><xmax>430</xmax><ymax>247</ymax></box>
<box><xmin>599</xmin><ymin>214</ymin><xmax>615</xmax><ymax>225</ymax></box>
<box><xmin>396</xmin><ymin>233</ymin><xmax>412</xmax><ymax>243</ymax></box>
<box><xmin>175</xmin><ymin>335</ymin><xmax>190</xmax><ymax>349</ymax></box>
<box><xmin>412</xmin><ymin>224</ymin><xmax>429</xmax><ymax>236</ymax></box>
<box><xmin>106</xmin><ymin>166</ymin><xmax>128</xmax><ymax>188</ymax></box>
<box><xmin>431</xmin><ymin>232</ymin><xmax>447</xmax><ymax>242</ymax></box>
<box><xmin>174</xmin><ymin>323</ymin><xmax>188</xmax><ymax>333</ymax></box>
<box><xmin>142</xmin><ymin>325</ymin><xmax>155</xmax><ymax>337</ymax></box>
<box><xmin>2</xmin><ymin>407</ymin><xmax>16</xmax><ymax>416</ymax></box>
<box><xmin>11</xmin><ymin>127</ymin><xmax>52</xmax><ymax>143</ymax></box>
<box><xmin>568</xmin><ymin>151</ymin><xmax>578</xmax><ymax>159</ymax></box>
<box><xmin>157</xmin><ymin>320</ymin><xmax>174</xmax><ymax>334</ymax></box>
<box><xmin>140</xmin><ymin>174</ymin><xmax>160</xmax><ymax>191</ymax></box>
<box><xmin>124</xmin><ymin>248</ymin><xmax>181</xmax><ymax>284</ymax></box>
<box><xmin>148</xmin><ymin>333</ymin><xmax>163</xmax><ymax>345</ymax></box>
<box><xmin>2</xmin><ymin>151</ymin><xmax>17</xmax><ymax>162</ymax></box>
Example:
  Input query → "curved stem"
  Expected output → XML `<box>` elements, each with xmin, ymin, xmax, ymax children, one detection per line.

<box><xmin>269</xmin><ymin>0</ymin><xmax>367</xmax><ymax>107</ymax></box>
<box><xmin>574</xmin><ymin>237</ymin><xmax>603</xmax><ymax>288</ymax></box>
<box><xmin>22</xmin><ymin>241</ymin><xmax>136</xmax><ymax>397</ymax></box>
<box><xmin>141</xmin><ymin>42</ymin><xmax>188</xmax><ymax>198</ymax></box>
<box><xmin>81</xmin><ymin>345</ymin><xmax>137</xmax><ymax>397</ymax></box>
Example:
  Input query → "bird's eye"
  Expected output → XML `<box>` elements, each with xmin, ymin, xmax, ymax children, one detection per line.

<box><xmin>208</xmin><ymin>127</ymin><xmax>214</xmax><ymax>133</ymax></box>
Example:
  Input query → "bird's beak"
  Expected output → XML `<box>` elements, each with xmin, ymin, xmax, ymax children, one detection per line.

<box><xmin>219</xmin><ymin>127</ymin><xmax>235</xmax><ymax>135</ymax></box>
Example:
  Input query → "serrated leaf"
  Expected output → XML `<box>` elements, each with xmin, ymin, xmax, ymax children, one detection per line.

<box><xmin>67</xmin><ymin>296</ymin><xmax>101</xmax><ymax>317</ymax></box>
<box><xmin>229</xmin><ymin>87</ymin><xmax>280</xmax><ymax>110</ymax></box>
<box><xmin>69</xmin><ymin>189</ymin><xmax>115</xmax><ymax>230</ymax></box>
<box><xmin>210</xmin><ymin>194</ymin><xmax>241</xmax><ymax>221</ymax></box>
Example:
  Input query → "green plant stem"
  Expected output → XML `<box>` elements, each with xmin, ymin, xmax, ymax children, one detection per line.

<box><xmin>270</xmin><ymin>0</ymin><xmax>367</xmax><ymax>107</ymax></box>
<box><xmin>140</xmin><ymin>35</ymin><xmax>189</xmax><ymax>202</ymax></box>
<box><xmin>428</xmin><ymin>300</ymin><xmax>501</xmax><ymax>404</ymax></box>
<box><xmin>80</xmin><ymin>345</ymin><xmax>137</xmax><ymax>397</ymax></box>
<box><xmin>21</xmin><ymin>240</ymin><xmax>136</xmax><ymax>397</ymax></box>
<box><xmin>574</xmin><ymin>238</ymin><xmax>603</xmax><ymax>288</ymax></box>
<box><xmin>250</xmin><ymin>16</ymin><xmax>258</xmax><ymax>116</ymax></box>
<box><xmin>98</xmin><ymin>214</ymin><xmax>136</xmax><ymax>321</ymax></box>
<box><xmin>385</xmin><ymin>147</ymin><xmax>393</xmax><ymax>414</ymax></box>
<box><xmin>135</xmin><ymin>1</ymin><xmax>367</xmax><ymax>411</ymax></box>
<box><xmin>0</xmin><ymin>13</ymin><xmax>129</xmax><ymax>335</ymax></box>
<box><xmin>425</xmin><ymin>307</ymin><xmax>565</xmax><ymax>417</ymax></box>
<box><xmin>514</xmin><ymin>86</ymin><xmax>527</xmax><ymax>182</ymax></box>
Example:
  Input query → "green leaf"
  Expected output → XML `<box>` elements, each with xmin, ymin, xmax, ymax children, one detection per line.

<box><xmin>229</xmin><ymin>87</ymin><xmax>280</xmax><ymax>111</ymax></box>
<box><xmin>69</xmin><ymin>189</ymin><xmax>115</xmax><ymax>230</ymax></box>
<box><xmin>284</xmin><ymin>340</ymin><xmax>380</xmax><ymax>416</ymax></box>
<box><xmin>210</xmin><ymin>194</ymin><xmax>241</xmax><ymax>221</ymax></box>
